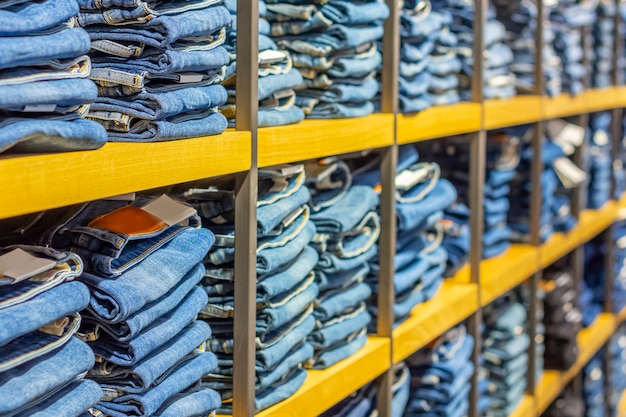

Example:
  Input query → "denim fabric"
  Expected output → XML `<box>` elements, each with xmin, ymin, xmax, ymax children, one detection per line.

<box><xmin>0</xmin><ymin>78</ymin><xmax>98</xmax><ymax>112</ymax></box>
<box><xmin>78</xmin><ymin>228</ymin><xmax>212</xmax><ymax>322</ymax></box>
<box><xmin>19</xmin><ymin>379</ymin><xmax>102</xmax><ymax>417</ymax></box>
<box><xmin>152</xmin><ymin>388</ymin><xmax>221</xmax><ymax>417</ymax></box>
<box><xmin>88</xmin><ymin>285</ymin><xmax>208</xmax><ymax>366</ymax></box>
<box><xmin>89</xmin><ymin>320</ymin><xmax>211</xmax><ymax>395</ymax></box>
<box><xmin>307</xmin><ymin>329</ymin><xmax>368</xmax><ymax>369</ymax></box>
<box><xmin>0</xmin><ymin>336</ymin><xmax>94</xmax><ymax>414</ymax></box>
<box><xmin>0</xmin><ymin>281</ymin><xmax>89</xmax><ymax>347</ymax></box>
<box><xmin>396</xmin><ymin>179</ymin><xmax>457</xmax><ymax>232</ymax></box>
<box><xmin>0</xmin><ymin>0</ymin><xmax>79</xmax><ymax>35</ymax></box>
<box><xmin>96</xmin><ymin>352</ymin><xmax>217</xmax><ymax>417</ymax></box>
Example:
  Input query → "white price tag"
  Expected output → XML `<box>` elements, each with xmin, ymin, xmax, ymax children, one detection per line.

<box><xmin>142</xmin><ymin>195</ymin><xmax>196</xmax><ymax>226</ymax></box>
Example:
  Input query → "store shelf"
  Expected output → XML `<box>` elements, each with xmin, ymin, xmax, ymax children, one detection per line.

<box><xmin>542</xmin><ymin>89</ymin><xmax>619</xmax><ymax>120</ymax></box>
<box><xmin>0</xmin><ymin>131</ymin><xmax>251</xmax><ymax>220</ymax></box>
<box><xmin>255</xmin><ymin>337</ymin><xmax>390</xmax><ymax>417</ymax></box>
<box><xmin>508</xmin><ymin>396</ymin><xmax>535</xmax><ymax>417</ymax></box>
<box><xmin>392</xmin><ymin>281</ymin><xmax>478</xmax><ymax>364</ymax></box>
<box><xmin>479</xmin><ymin>244</ymin><xmax>540</xmax><ymax>307</ymax></box>
<box><xmin>258</xmin><ymin>115</ymin><xmax>394</xmax><ymax>167</ymax></box>
<box><xmin>618</xmin><ymin>390</ymin><xmax>626</xmax><ymax>416</ymax></box>
<box><xmin>536</xmin><ymin>314</ymin><xmax>616</xmax><ymax>414</ymax></box>
<box><xmin>539</xmin><ymin>202</ymin><xmax>618</xmax><ymax>268</ymax></box>
<box><xmin>484</xmin><ymin>96</ymin><xmax>542</xmax><ymax>130</ymax></box>
<box><xmin>397</xmin><ymin>103</ymin><xmax>481</xmax><ymax>144</ymax></box>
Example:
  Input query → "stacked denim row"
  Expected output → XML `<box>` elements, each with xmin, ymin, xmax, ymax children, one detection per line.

<box><xmin>399</xmin><ymin>0</ymin><xmax>461</xmax><ymax>113</ymax></box>
<box><xmin>268</xmin><ymin>0</ymin><xmax>390</xmax><ymax>119</ymax></box>
<box><xmin>404</xmin><ymin>325</ymin><xmax>473</xmax><ymax>417</ymax></box>
<box><xmin>77</xmin><ymin>0</ymin><xmax>230</xmax><ymax>141</ymax></box>
<box><xmin>0</xmin><ymin>0</ymin><xmax>107</xmax><ymax>155</ymax></box>
<box><xmin>586</xmin><ymin>112</ymin><xmax>613</xmax><ymax>209</ymax></box>
<box><xmin>307</xmin><ymin>160</ymin><xmax>378</xmax><ymax>367</ymax></box>
<box><xmin>609</xmin><ymin>324</ymin><xmax>626</xmax><ymax>415</ymax></box>
<box><xmin>319</xmin><ymin>362</ymin><xmax>411</xmax><ymax>417</ymax></box>
<box><xmin>482</xmin><ymin>296</ymin><xmax>529</xmax><ymax>417</ymax></box>
<box><xmin>508</xmin><ymin>125</ymin><xmax>579</xmax><ymax>244</ymax></box>
<box><xmin>432</xmin><ymin>0</ymin><xmax>517</xmax><ymax>101</ymax></box>
<box><xmin>548</xmin><ymin>0</ymin><xmax>596</xmax><ymax>96</ymax></box>
<box><xmin>493</xmin><ymin>0</ymin><xmax>563</xmax><ymax>96</ymax></box>
<box><xmin>220</xmin><ymin>0</ymin><xmax>305</xmax><ymax>127</ymax></box>
<box><xmin>543</xmin><ymin>267</ymin><xmax>582</xmax><ymax>370</ymax></box>
<box><xmin>36</xmin><ymin>196</ymin><xmax>221</xmax><ymax>416</ymax></box>
<box><xmin>591</xmin><ymin>1</ymin><xmax>616</xmax><ymax>89</ymax></box>
<box><xmin>581</xmin><ymin>354</ymin><xmax>605</xmax><ymax>417</ymax></box>
<box><xmin>349</xmin><ymin>146</ymin><xmax>455</xmax><ymax>326</ymax></box>
<box><xmin>0</xmin><ymin>246</ymin><xmax>101</xmax><ymax>416</ymax></box>
<box><xmin>186</xmin><ymin>166</ymin><xmax>317</xmax><ymax>413</ymax></box>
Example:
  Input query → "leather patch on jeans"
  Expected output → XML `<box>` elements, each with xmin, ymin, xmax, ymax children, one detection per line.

<box><xmin>88</xmin><ymin>206</ymin><xmax>167</xmax><ymax>235</ymax></box>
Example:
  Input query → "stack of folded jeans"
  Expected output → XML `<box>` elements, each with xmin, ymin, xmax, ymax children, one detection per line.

<box><xmin>268</xmin><ymin>0</ymin><xmax>389</xmax><ymax>119</ymax></box>
<box><xmin>398</xmin><ymin>0</ymin><xmax>461</xmax><ymax>112</ymax></box>
<box><xmin>586</xmin><ymin>112</ymin><xmax>612</xmax><ymax>209</ymax></box>
<box><xmin>404</xmin><ymin>325</ymin><xmax>474</xmax><ymax>417</ymax></box>
<box><xmin>306</xmin><ymin>165</ymin><xmax>379</xmax><ymax>368</ymax></box>
<box><xmin>543</xmin><ymin>268</ymin><xmax>582</xmax><ymax>370</ymax></box>
<box><xmin>320</xmin><ymin>362</ymin><xmax>411</xmax><ymax>417</ymax></box>
<box><xmin>609</xmin><ymin>324</ymin><xmax>626</xmax><ymax>415</ymax></box>
<box><xmin>482</xmin><ymin>296</ymin><xmax>529</xmax><ymax>416</ymax></box>
<box><xmin>432</xmin><ymin>0</ymin><xmax>517</xmax><ymax>102</ymax></box>
<box><xmin>440</xmin><ymin>202</ymin><xmax>470</xmax><ymax>277</ymax></box>
<box><xmin>0</xmin><ymin>245</ymin><xmax>102</xmax><ymax>416</ymax></box>
<box><xmin>37</xmin><ymin>195</ymin><xmax>222</xmax><ymax>417</ymax></box>
<box><xmin>548</xmin><ymin>0</ymin><xmax>596</xmax><ymax>96</ymax></box>
<box><xmin>349</xmin><ymin>145</ymin><xmax>455</xmax><ymax>326</ymax></box>
<box><xmin>220</xmin><ymin>0</ymin><xmax>305</xmax><ymax>127</ymax></box>
<box><xmin>591</xmin><ymin>1</ymin><xmax>616</xmax><ymax>88</ymax></box>
<box><xmin>493</xmin><ymin>0</ymin><xmax>563</xmax><ymax>96</ymax></box>
<box><xmin>581</xmin><ymin>355</ymin><xmax>605</xmax><ymax>417</ymax></box>
<box><xmin>0</xmin><ymin>0</ymin><xmax>108</xmax><ymax>154</ymax></box>
<box><xmin>78</xmin><ymin>0</ymin><xmax>230</xmax><ymax>141</ymax></box>
<box><xmin>185</xmin><ymin>165</ymin><xmax>318</xmax><ymax>412</ymax></box>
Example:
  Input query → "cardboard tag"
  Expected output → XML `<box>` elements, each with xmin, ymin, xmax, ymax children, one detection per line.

<box><xmin>141</xmin><ymin>195</ymin><xmax>196</xmax><ymax>226</ymax></box>
<box><xmin>548</xmin><ymin>120</ymin><xmax>585</xmax><ymax>155</ymax></box>
<box><xmin>23</xmin><ymin>104</ymin><xmax>56</xmax><ymax>113</ymax></box>
<box><xmin>258</xmin><ymin>49</ymin><xmax>288</xmax><ymax>65</ymax></box>
<box><xmin>0</xmin><ymin>248</ymin><xmax>56</xmax><ymax>283</ymax></box>
<box><xmin>593</xmin><ymin>130</ymin><xmax>609</xmax><ymax>146</ymax></box>
<box><xmin>282</xmin><ymin>205</ymin><xmax>305</xmax><ymax>229</ymax></box>
<box><xmin>105</xmin><ymin>192</ymin><xmax>136</xmax><ymax>201</ymax></box>
<box><xmin>178</xmin><ymin>73</ymin><xmax>204</xmax><ymax>83</ymax></box>
<box><xmin>273</xmin><ymin>89</ymin><xmax>295</xmax><ymax>100</ymax></box>
<box><xmin>396</xmin><ymin>166</ymin><xmax>430</xmax><ymax>190</ymax></box>
<box><xmin>40</xmin><ymin>317</ymin><xmax>69</xmax><ymax>336</ymax></box>
<box><xmin>553</xmin><ymin>157</ymin><xmax>587</xmax><ymax>189</ymax></box>
<box><xmin>259</xmin><ymin>164</ymin><xmax>303</xmax><ymax>178</ymax></box>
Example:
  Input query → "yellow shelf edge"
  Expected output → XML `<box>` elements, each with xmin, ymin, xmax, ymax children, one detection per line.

<box><xmin>252</xmin><ymin>337</ymin><xmax>390</xmax><ymax>417</ymax></box>
<box><xmin>397</xmin><ymin>103</ymin><xmax>481</xmax><ymax>144</ymax></box>
<box><xmin>0</xmin><ymin>130</ymin><xmax>251</xmax><ymax>220</ymax></box>
<box><xmin>484</xmin><ymin>96</ymin><xmax>542</xmax><ymax>131</ymax></box>
<box><xmin>392</xmin><ymin>281</ymin><xmax>478</xmax><ymax>364</ymax></box>
<box><xmin>536</xmin><ymin>314</ymin><xmax>617</xmax><ymax>414</ymax></box>
<box><xmin>258</xmin><ymin>115</ymin><xmax>394</xmax><ymax>167</ymax></box>
<box><xmin>507</xmin><ymin>395</ymin><xmax>535</xmax><ymax>417</ymax></box>
<box><xmin>618</xmin><ymin>390</ymin><xmax>626</xmax><ymax>416</ymax></box>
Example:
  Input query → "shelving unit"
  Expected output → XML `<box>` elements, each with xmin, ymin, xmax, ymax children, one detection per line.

<box><xmin>3</xmin><ymin>0</ymin><xmax>626</xmax><ymax>414</ymax></box>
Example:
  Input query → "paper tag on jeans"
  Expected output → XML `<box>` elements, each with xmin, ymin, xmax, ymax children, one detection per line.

<box><xmin>593</xmin><ymin>130</ymin><xmax>609</xmax><ymax>146</ymax></box>
<box><xmin>104</xmin><ymin>192</ymin><xmax>136</xmax><ymax>201</ymax></box>
<box><xmin>395</xmin><ymin>166</ymin><xmax>430</xmax><ymax>190</ymax></box>
<box><xmin>141</xmin><ymin>195</ymin><xmax>196</xmax><ymax>226</ymax></box>
<box><xmin>258</xmin><ymin>49</ymin><xmax>288</xmax><ymax>65</ymax></box>
<box><xmin>548</xmin><ymin>120</ymin><xmax>584</xmax><ymax>155</ymax></box>
<box><xmin>178</xmin><ymin>73</ymin><xmax>204</xmax><ymax>83</ymax></box>
<box><xmin>0</xmin><ymin>248</ymin><xmax>56</xmax><ymax>283</ymax></box>
<box><xmin>259</xmin><ymin>164</ymin><xmax>303</xmax><ymax>178</ymax></box>
<box><xmin>553</xmin><ymin>157</ymin><xmax>587</xmax><ymax>189</ymax></box>
<box><xmin>23</xmin><ymin>104</ymin><xmax>57</xmax><ymax>113</ymax></box>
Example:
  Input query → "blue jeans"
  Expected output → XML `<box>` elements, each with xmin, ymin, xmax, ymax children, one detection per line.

<box><xmin>20</xmin><ymin>379</ymin><xmax>102</xmax><ymax>417</ymax></box>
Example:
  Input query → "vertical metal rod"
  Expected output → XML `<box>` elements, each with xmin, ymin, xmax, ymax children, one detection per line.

<box><xmin>527</xmin><ymin>272</ymin><xmax>540</xmax><ymax>394</ymax></box>
<box><xmin>613</xmin><ymin>0</ymin><xmax>624</xmax><ymax>87</ymax></box>
<box><xmin>603</xmin><ymin>334</ymin><xmax>615</xmax><ymax>417</ymax></box>
<box><xmin>534</xmin><ymin>0</ymin><xmax>545</xmax><ymax>97</ymax></box>
<box><xmin>376</xmin><ymin>145</ymin><xmax>398</xmax><ymax>417</ymax></box>
<box><xmin>605</xmin><ymin>225</ymin><xmax>616</xmax><ymax>314</ymax></box>
<box><xmin>467</xmin><ymin>311</ymin><xmax>483</xmax><ymax>417</ymax></box>
<box><xmin>233</xmin><ymin>0</ymin><xmax>258</xmax><ymax>416</ymax></box>
<box><xmin>380</xmin><ymin>0</ymin><xmax>400</xmax><ymax>114</ymax></box>
<box><xmin>580</xmin><ymin>26</ymin><xmax>592</xmax><ymax>91</ymax></box>
<box><xmin>377</xmin><ymin>0</ymin><xmax>400</xmax><ymax>414</ymax></box>
<box><xmin>530</xmin><ymin>121</ymin><xmax>544</xmax><ymax>247</ymax></box>
<box><xmin>612</xmin><ymin>107</ymin><xmax>623</xmax><ymax>200</ymax></box>
<box><xmin>472</xmin><ymin>0</ymin><xmax>486</xmax><ymax>104</ymax></box>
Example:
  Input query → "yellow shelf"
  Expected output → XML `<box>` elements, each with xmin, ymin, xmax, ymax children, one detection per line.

<box><xmin>536</xmin><ymin>314</ymin><xmax>617</xmax><ymax>414</ymax></box>
<box><xmin>478</xmin><ymin>244</ymin><xmax>540</xmax><ymax>307</ymax></box>
<box><xmin>508</xmin><ymin>396</ymin><xmax>535</xmax><ymax>417</ymax></box>
<box><xmin>258</xmin><ymin>115</ymin><xmax>394</xmax><ymax>167</ymax></box>
<box><xmin>254</xmin><ymin>337</ymin><xmax>390</xmax><ymax>417</ymax></box>
<box><xmin>392</xmin><ymin>281</ymin><xmax>478</xmax><ymax>364</ymax></box>
<box><xmin>484</xmin><ymin>96</ymin><xmax>542</xmax><ymax>131</ymax></box>
<box><xmin>397</xmin><ymin>103</ymin><xmax>482</xmax><ymax>144</ymax></box>
<box><xmin>0</xmin><ymin>130</ymin><xmax>251</xmax><ymax>220</ymax></box>
<box><xmin>539</xmin><ymin>202</ymin><xmax>618</xmax><ymax>268</ymax></box>
<box><xmin>542</xmin><ymin>89</ymin><xmax>619</xmax><ymax>120</ymax></box>
<box><xmin>619</xmin><ymin>390</ymin><xmax>626</xmax><ymax>417</ymax></box>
